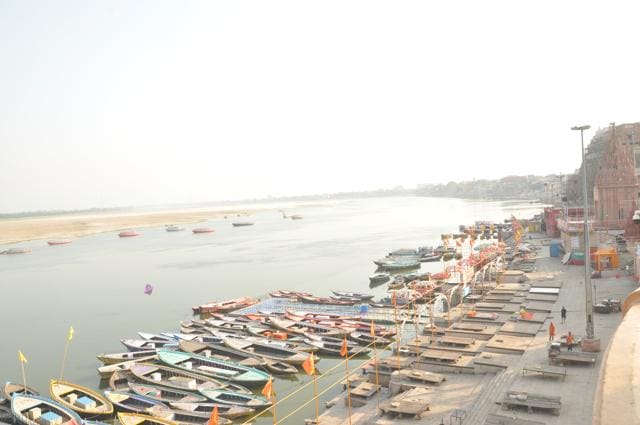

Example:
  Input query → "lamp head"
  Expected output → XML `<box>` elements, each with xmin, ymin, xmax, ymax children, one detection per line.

<box><xmin>571</xmin><ymin>125</ymin><xmax>591</xmax><ymax>131</ymax></box>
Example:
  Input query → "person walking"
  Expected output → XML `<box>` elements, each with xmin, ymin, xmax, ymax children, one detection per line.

<box><xmin>561</xmin><ymin>306</ymin><xmax>567</xmax><ymax>324</ymax></box>
<box><xmin>549</xmin><ymin>321</ymin><xmax>556</xmax><ymax>341</ymax></box>
<box><xmin>567</xmin><ymin>331</ymin><xmax>575</xmax><ymax>351</ymax></box>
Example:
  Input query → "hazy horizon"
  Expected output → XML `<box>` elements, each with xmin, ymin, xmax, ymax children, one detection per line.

<box><xmin>2</xmin><ymin>1</ymin><xmax>639</xmax><ymax>212</ymax></box>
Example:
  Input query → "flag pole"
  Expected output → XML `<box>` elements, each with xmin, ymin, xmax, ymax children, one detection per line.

<box><xmin>344</xmin><ymin>350</ymin><xmax>352</xmax><ymax>425</ymax></box>
<box><xmin>312</xmin><ymin>358</ymin><xmax>319</xmax><ymax>424</ymax></box>
<box><xmin>59</xmin><ymin>341</ymin><xmax>70</xmax><ymax>380</ymax></box>
<box><xmin>60</xmin><ymin>326</ymin><xmax>74</xmax><ymax>380</ymax></box>
<box><xmin>271</xmin><ymin>392</ymin><xmax>277</xmax><ymax>425</ymax></box>
<box><xmin>19</xmin><ymin>353</ymin><xmax>27</xmax><ymax>393</ymax></box>
<box><xmin>372</xmin><ymin>332</ymin><xmax>381</xmax><ymax>410</ymax></box>
<box><xmin>393</xmin><ymin>291</ymin><xmax>400</xmax><ymax>369</ymax></box>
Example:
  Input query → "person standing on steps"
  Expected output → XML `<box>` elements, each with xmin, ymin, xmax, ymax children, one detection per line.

<box><xmin>561</xmin><ymin>306</ymin><xmax>567</xmax><ymax>324</ymax></box>
<box><xmin>567</xmin><ymin>331</ymin><xmax>575</xmax><ymax>351</ymax></box>
<box><xmin>549</xmin><ymin>321</ymin><xmax>556</xmax><ymax>341</ymax></box>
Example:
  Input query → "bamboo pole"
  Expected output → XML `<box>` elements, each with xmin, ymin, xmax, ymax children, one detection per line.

<box><xmin>312</xmin><ymin>355</ymin><xmax>319</xmax><ymax>424</ymax></box>
<box><xmin>344</xmin><ymin>350</ymin><xmax>352</xmax><ymax>425</ymax></box>
<box><xmin>59</xmin><ymin>340</ymin><xmax>70</xmax><ymax>380</ymax></box>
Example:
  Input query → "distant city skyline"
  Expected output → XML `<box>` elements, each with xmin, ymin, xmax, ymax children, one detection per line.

<box><xmin>2</xmin><ymin>1</ymin><xmax>639</xmax><ymax>212</ymax></box>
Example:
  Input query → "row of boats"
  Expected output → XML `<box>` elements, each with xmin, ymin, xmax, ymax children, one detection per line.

<box><xmin>0</xmin><ymin>305</ymin><xmax>396</xmax><ymax>425</ymax></box>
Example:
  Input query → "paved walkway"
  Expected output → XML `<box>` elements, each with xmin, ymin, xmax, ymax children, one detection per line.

<box><xmin>314</xmin><ymin>234</ymin><xmax>637</xmax><ymax>425</ymax></box>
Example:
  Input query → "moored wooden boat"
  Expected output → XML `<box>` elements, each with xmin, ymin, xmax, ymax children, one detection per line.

<box><xmin>192</xmin><ymin>298</ymin><xmax>258</xmax><ymax>315</ymax></box>
<box><xmin>2</xmin><ymin>382</ymin><xmax>39</xmax><ymax>401</ymax></box>
<box><xmin>47</xmin><ymin>240</ymin><xmax>72</xmax><ymax>246</ymax></box>
<box><xmin>2</xmin><ymin>247</ymin><xmax>31</xmax><ymax>254</ymax></box>
<box><xmin>50</xmin><ymin>380</ymin><xmax>114</xmax><ymax>416</ymax></box>
<box><xmin>169</xmin><ymin>402</ymin><xmax>254</xmax><ymax>419</ymax></box>
<box><xmin>298</xmin><ymin>295</ymin><xmax>356</xmax><ymax>306</ymax></box>
<box><xmin>198</xmin><ymin>389</ymin><xmax>271</xmax><ymax>408</ymax></box>
<box><xmin>11</xmin><ymin>394</ymin><xmax>84</xmax><ymax>425</ymax></box>
<box><xmin>98</xmin><ymin>350</ymin><xmax>157</xmax><ymax>365</ymax></box>
<box><xmin>270</xmin><ymin>317</ymin><xmax>348</xmax><ymax>337</ymax></box>
<box><xmin>331</xmin><ymin>291</ymin><xmax>374</xmax><ymax>300</ymax></box>
<box><xmin>130</xmin><ymin>363</ymin><xmax>250</xmax><ymax>395</ymax></box>
<box><xmin>98</xmin><ymin>355</ymin><xmax>158</xmax><ymax>379</ymax></box>
<box><xmin>231</xmin><ymin>222</ymin><xmax>254</xmax><ymax>227</ymax></box>
<box><xmin>137</xmin><ymin>333</ymin><xmax>175</xmax><ymax>342</ymax></box>
<box><xmin>192</xmin><ymin>227</ymin><xmax>214</xmax><ymax>234</ymax></box>
<box><xmin>178</xmin><ymin>339</ymin><xmax>295</xmax><ymax>375</ymax></box>
<box><xmin>177</xmin><ymin>340</ymin><xmax>267</xmax><ymax>370</ymax></box>
<box><xmin>157</xmin><ymin>350</ymin><xmax>270</xmax><ymax>387</ymax></box>
<box><xmin>104</xmin><ymin>391</ymin><xmax>166</xmax><ymax>414</ymax></box>
<box><xmin>223</xmin><ymin>338</ymin><xmax>307</xmax><ymax>366</ymax></box>
<box><xmin>118</xmin><ymin>412</ymin><xmax>177</xmax><ymax>425</ymax></box>
<box><xmin>349</xmin><ymin>331</ymin><xmax>392</xmax><ymax>346</ymax></box>
<box><xmin>245</xmin><ymin>326</ymin><xmax>294</xmax><ymax>341</ymax></box>
<box><xmin>150</xmin><ymin>407</ymin><xmax>231</xmax><ymax>425</ymax></box>
<box><xmin>122</xmin><ymin>339</ymin><xmax>177</xmax><ymax>352</ymax></box>
<box><xmin>165</xmin><ymin>225</ymin><xmax>185</xmax><ymax>232</ymax></box>
<box><xmin>369</xmin><ymin>273</ymin><xmax>391</xmax><ymax>285</ymax></box>
<box><xmin>109</xmin><ymin>371</ymin><xmax>133</xmax><ymax>391</ymax></box>
<box><xmin>264</xmin><ymin>361</ymin><xmax>298</xmax><ymax>375</ymax></box>
<box><xmin>0</xmin><ymin>404</ymin><xmax>11</xmax><ymax>421</ymax></box>
<box><xmin>129</xmin><ymin>383</ymin><xmax>208</xmax><ymax>404</ymax></box>
<box><xmin>304</xmin><ymin>335</ymin><xmax>370</xmax><ymax>356</ymax></box>
<box><xmin>268</xmin><ymin>290</ymin><xmax>312</xmax><ymax>300</ymax></box>
<box><xmin>119</xmin><ymin>231</ymin><xmax>139</xmax><ymax>238</ymax></box>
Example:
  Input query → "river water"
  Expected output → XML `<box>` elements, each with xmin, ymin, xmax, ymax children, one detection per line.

<box><xmin>0</xmin><ymin>196</ymin><xmax>542</xmax><ymax>424</ymax></box>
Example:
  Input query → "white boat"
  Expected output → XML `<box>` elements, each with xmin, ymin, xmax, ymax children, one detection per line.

<box><xmin>166</xmin><ymin>225</ymin><xmax>185</xmax><ymax>232</ymax></box>
<box><xmin>2</xmin><ymin>247</ymin><xmax>31</xmax><ymax>254</ymax></box>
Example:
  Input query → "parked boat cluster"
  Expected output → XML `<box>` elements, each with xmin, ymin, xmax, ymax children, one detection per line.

<box><xmin>0</xmin><ymin>297</ymin><xmax>399</xmax><ymax>425</ymax></box>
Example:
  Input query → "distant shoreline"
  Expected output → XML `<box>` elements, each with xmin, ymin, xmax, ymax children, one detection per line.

<box><xmin>0</xmin><ymin>204</ymin><xmax>295</xmax><ymax>246</ymax></box>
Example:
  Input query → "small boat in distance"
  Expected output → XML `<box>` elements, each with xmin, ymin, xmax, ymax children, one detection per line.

<box><xmin>47</xmin><ymin>240</ymin><xmax>71</xmax><ymax>246</ymax></box>
<box><xmin>119</xmin><ymin>230</ymin><xmax>139</xmax><ymax>238</ymax></box>
<box><xmin>192</xmin><ymin>227</ymin><xmax>214</xmax><ymax>234</ymax></box>
<box><xmin>1</xmin><ymin>247</ymin><xmax>31</xmax><ymax>254</ymax></box>
<box><xmin>290</xmin><ymin>214</ymin><xmax>303</xmax><ymax>220</ymax></box>
<box><xmin>166</xmin><ymin>225</ymin><xmax>185</xmax><ymax>232</ymax></box>
<box><xmin>232</xmin><ymin>222</ymin><xmax>254</xmax><ymax>227</ymax></box>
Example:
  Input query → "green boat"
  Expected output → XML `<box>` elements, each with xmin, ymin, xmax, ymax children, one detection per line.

<box><xmin>157</xmin><ymin>350</ymin><xmax>270</xmax><ymax>387</ymax></box>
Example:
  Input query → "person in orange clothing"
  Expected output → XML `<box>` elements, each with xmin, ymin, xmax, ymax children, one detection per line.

<box><xmin>548</xmin><ymin>321</ymin><xmax>556</xmax><ymax>341</ymax></box>
<box><xmin>566</xmin><ymin>331</ymin><xmax>575</xmax><ymax>351</ymax></box>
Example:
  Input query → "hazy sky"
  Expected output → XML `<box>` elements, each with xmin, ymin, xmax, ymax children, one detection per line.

<box><xmin>1</xmin><ymin>1</ymin><xmax>639</xmax><ymax>212</ymax></box>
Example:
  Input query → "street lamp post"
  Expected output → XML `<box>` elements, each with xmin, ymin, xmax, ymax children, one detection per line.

<box><xmin>571</xmin><ymin>125</ymin><xmax>595</xmax><ymax>340</ymax></box>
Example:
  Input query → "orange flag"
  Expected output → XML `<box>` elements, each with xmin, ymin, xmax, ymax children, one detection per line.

<box><xmin>208</xmin><ymin>405</ymin><xmax>218</xmax><ymax>425</ymax></box>
<box><xmin>261</xmin><ymin>376</ymin><xmax>273</xmax><ymax>400</ymax></box>
<box><xmin>340</xmin><ymin>336</ymin><xmax>348</xmax><ymax>357</ymax></box>
<box><xmin>370</xmin><ymin>320</ymin><xmax>376</xmax><ymax>338</ymax></box>
<box><xmin>302</xmin><ymin>353</ymin><xmax>315</xmax><ymax>375</ymax></box>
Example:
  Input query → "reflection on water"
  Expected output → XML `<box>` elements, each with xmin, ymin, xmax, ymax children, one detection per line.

<box><xmin>0</xmin><ymin>196</ymin><xmax>542</xmax><ymax>424</ymax></box>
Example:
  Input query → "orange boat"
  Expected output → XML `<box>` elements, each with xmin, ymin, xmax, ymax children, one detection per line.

<box><xmin>48</xmin><ymin>240</ymin><xmax>72</xmax><ymax>246</ymax></box>
<box><xmin>119</xmin><ymin>230</ymin><xmax>139</xmax><ymax>237</ymax></box>
<box><xmin>192</xmin><ymin>227</ymin><xmax>214</xmax><ymax>234</ymax></box>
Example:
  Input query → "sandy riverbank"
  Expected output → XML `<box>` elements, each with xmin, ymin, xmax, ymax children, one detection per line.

<box><xmin>0</xmin><ymin>206</ymin><xmax>275</xmax><ymax>245</ymax></box>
